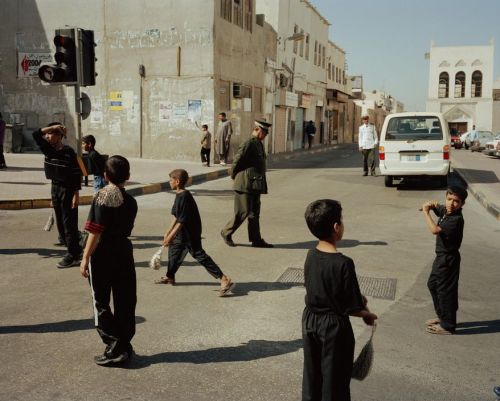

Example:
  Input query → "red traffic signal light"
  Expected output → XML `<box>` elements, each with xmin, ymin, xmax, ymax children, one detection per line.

<box><xmin>38</xmin><ymin>28</ymin><xmax>78</xmax><ymax>84</ymax></box>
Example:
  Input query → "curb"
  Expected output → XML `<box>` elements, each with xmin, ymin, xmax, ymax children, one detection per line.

<box><xmin>0</xmin><ymin>168</ymin><xmax>231</xmax><ymax>211</ymax></box>
<box><xmin>453</xmin><ymin>167</ymin><xmax>500</xmax><ymax>221</ymax></box>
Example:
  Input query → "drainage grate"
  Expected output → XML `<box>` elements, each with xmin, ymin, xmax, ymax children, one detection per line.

<box><xmin>276</xmin><ymin>267</ymin><xmax>397</xmax><ymax>300</ymax></box>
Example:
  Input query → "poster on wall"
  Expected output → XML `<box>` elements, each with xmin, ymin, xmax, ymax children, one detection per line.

<box><xmin>187</xmin><ymin>100</ymin><xmax>202</xmax><ymax>123</ymax></box>
<box><xmin>173</xmin><ymin>104</ymin><xmax>188</xmax><ymax>120</ymax></box>
<box><xmin>109</xmin><ymin>92</ymin><xmax>123</xmax><ymax>111</ymax></box>
<box><xmin>90</xmin><ymin>102</ymin><xmax>104</xmax><ymax>124</ymax></box>
<box><xmin>159</xmin><ymin>101</ymin><xmax>172</xmax><ymax>122</ymax></box>
<box><xmin>17</xmin><ymin>52</ymin><xmax>53</xmax><ymax>78</ymax></box>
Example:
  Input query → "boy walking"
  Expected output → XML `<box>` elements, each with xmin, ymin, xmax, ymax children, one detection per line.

<box><xmin>82</xmin><ymin>135</ymin><xmax>106</xmax><ymax>191</ymax></box>
<box><xmin>200</xmin><ymin>124</ymin><xmax>211</xmax><ymax>166</ymax></box>
<box><xmin>155</xmin><ymin>169</ymin><xmax>234</xmax><ymax>296</ymax></box>
<box><xmin>302</xmin><ymin>199</ymin><xmax>377</xmax><ymax>401</ymax></box>
<box><xmin>33</xmin><ymin>123</ymin><xmax>82</xmax><ymax>268</ymax></box>
<box><xmin>422</xmin><ymin>186</ymin><xmax>467</xmax><ymax>335</ymax></box>
<box><xmin>80</xmin><ymin>156</ymin><xmax>138</xmax><ymax>365</ymax></box>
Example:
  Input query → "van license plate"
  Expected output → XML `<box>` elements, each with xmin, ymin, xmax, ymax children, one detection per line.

<box><xmin>404</xmin><ymin>155</ymin><xmax>421</xmax><ymax>161</ymax></box>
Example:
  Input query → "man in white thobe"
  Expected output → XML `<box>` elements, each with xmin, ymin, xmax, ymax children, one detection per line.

<box><xmin>358</xmin><ymin>115</ymin><xmax>378</xmax><ymax>176</ymax></box>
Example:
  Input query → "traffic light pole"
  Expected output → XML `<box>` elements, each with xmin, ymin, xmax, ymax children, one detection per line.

<box><xmin>74</xmin><ymin>84</ymin><xmax>82</xmax><ymax>157</ymax></box>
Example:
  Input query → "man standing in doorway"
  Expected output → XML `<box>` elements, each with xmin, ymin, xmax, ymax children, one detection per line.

<box><xmin>215</xmin><ymin>112</ymin><xmax>233</xmax><ymax>165</ymax></box>
<box><xmin>358</xmin><ymin>115</ymin><xmax>378</xmax><ymax>176</ymax></box>
<box><xmin>221</xmin><ymin>120</ymin><xmax>273</xmax><ymax>248</ymax></box>
<box><xmin>304</xmin><ymin>120</ymin><xmax>316</xmax><ymax>150</ymax></box>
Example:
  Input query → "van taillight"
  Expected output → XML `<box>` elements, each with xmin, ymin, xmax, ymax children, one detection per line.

<box><xmin>443</xmin><ymin>145</ymin><xmax>450</xmax><ymax>160</ymax></box>
<box><xmin>379</xmin><ymin>146</ymin><xmax>385</xmax><ymax>161</ymax></box>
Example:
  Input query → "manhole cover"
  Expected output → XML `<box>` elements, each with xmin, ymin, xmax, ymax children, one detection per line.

<box><xmin>276</xmin><ymin>267</ymin><xmax>397</xmax><ymax>300</ymax></box>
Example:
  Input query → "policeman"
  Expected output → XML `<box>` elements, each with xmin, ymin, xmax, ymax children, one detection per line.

<box><xmin>221</xmin><ymin>120</ymin><xmax>273</xmax><ymax>248</ymax></box>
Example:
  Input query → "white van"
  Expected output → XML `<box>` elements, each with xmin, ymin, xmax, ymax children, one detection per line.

<box><xmin>379</xmin><ymin>112</ymin><xmax>450</xmax><ymax>187</ymax></box>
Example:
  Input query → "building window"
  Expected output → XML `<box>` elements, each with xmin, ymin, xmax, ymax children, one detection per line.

<box><xmin>293</xmin><ymin>25</ymin><xmax>298</xmax><ymax>54</ymax></box>
<box><xmin>322</xmin><ymin>46</ymin><xmax>326</xmax><ymax>68</ymax></box>
<box><xmin>299</xmin><ymin>29</ymin><xmax>304</xmax><ymax>57</ymax></box>
<box><xmin>253</xmin><ymin>87</ymin><xmax>262</xmax><ymax>112</ymax></box>
<box><xmin>438</xmin><ymin>72</ymin><xmax>449</xmax><ymax>98</ymax></box>
<box><xmin>221</xmin><ymin>0</ymin><xmax>232</xmax><ymax>22</ymax></box>
<box><xmin>244</xmin><ymin>0</ymin><xmax>253</xmax><ymax>32</ymax></box>
<box><xmin>342</xmin><ymin>70</ymin><xmax>345</xmax><ymax>85</ymax></box>
<box><xmin>328</xmin><ymin>63</ymin><xmax>331</xmax><ymax>80</ymax></box>
<box><xmin>314</xmin><ymin>41</ymin><xmax>318</xmax><ymax>66</ymax></box>
<box><xmin>336</xmin><ymin>67</ymin><xmax>339</xmax><ymax>83</ymax></box>
<box><xmin>233</xmin><ymin>0</ymin><xmax>243</xmax><ymax>28</ymax></box>
<box><xmin>454</xmin><ymin>71</ymin><xmax>465</xmax><ymax>98</ymax></box>
<box><xmin>471</xmin><ymin>70</ymin><xmax>482</xmax><ymax>98</ymax></box>
<box><xmin>305</xmin><ymin>34</ymin><xmax>309</xmax><ymax>60</ymax></box>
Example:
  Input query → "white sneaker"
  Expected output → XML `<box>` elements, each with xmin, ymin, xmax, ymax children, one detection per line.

<box><xmin>220</xmin><ymin>161</ymin><xmax>226</xmax><ymax>166</ymax></box>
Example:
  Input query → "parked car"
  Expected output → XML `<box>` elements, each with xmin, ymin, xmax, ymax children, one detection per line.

<box><xmin>460</xmin><ymin>131</ymin><xmax>470</xmax><ymax>149</ymax></box>
<box><xmin>470</xmin><ymin>131</ymin><xmax>495</xmax><ymax>152</ymax></box>
<box><xmin>378</xmin><ymin>112</ymin><xmax>450</xmax><ymax>187</ymax></box>
<box><xmin>482</xmin><ymin>134</ymin><xmax>500</xmax><ymax>157</ymax></box>
<box><xmin>450</xmin><ymin>131</ymin><xmax>462</xmax><ymax>149</ymax></box>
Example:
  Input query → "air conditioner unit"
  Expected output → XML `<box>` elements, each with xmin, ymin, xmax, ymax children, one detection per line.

<box><xmin>233</xmin><ymin>84</ymin><xmax>242</xmax><ymax>98</ymax></box>
<box><xmin>279</xmin><ymin>74</ymin><xmax>288</xmax><ymax>88</ymax></box>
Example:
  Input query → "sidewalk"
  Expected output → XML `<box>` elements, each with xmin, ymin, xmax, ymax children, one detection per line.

<box><xmin>451</xmin><ymin>148</ymin><xmax>500</xmax><ymax>220</ymax></box>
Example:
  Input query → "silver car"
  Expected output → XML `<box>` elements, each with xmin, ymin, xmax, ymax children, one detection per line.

<box><xmin>470</xmin><ymin>131</ymin><xmax>495</xmax><ymax>152</ymax></box>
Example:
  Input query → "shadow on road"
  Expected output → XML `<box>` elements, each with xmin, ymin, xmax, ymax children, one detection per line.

<box><xmin>0</xmin><ymin>316</ymin><xmax>146</xmax><ymax>334</ymax></box>
<box><xmin>234</xmin><ymin>239</ymin><xmax>387</xmax><ymax>250</ymax></box>
<box><xmin>453</xmin><ymin>168</ymin><xmax>499</xmax><ymax>184</ymax></box>
<box><xmin>0</xmin><ymin>248</ymin><xmax>66</xmax><ymax>258</ymax></box>
<box><xmin>455</xmin><ymin>319</ymin><xmax>500</xmax><ymax>335</ymax></box>
<box><xmin>126</xmin><ymin>338</ymin><xmax>302</xmax><ymax>368</ymax></box>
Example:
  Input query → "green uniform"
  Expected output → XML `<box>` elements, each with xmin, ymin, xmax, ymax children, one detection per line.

<box><xmin>222</xmin><ymin>136</ymin><xmax>267</xmax><ymax>243</ymax></box>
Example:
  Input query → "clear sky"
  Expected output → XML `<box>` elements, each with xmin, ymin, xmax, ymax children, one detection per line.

<box><xmin>310</xmin><ymin>0</ymin><xmax>500</xmax><ymax>111</ymax></box>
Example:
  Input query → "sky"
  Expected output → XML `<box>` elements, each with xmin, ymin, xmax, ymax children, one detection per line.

<box><xmin>310</xmin><ymin>0</ymin><xmax>500</xmax><ymax>111</ymax></box>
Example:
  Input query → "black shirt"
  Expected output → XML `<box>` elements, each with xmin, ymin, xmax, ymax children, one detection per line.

<box><xmin>85</xmin><ymin>187</ymin><xmax>138</xmax><ymax>245</ymax></box>
<box><xmin>87</xmin><ymin>149</ymin><xmax>105</xmax><ymax>176</ymax></box>
<box><xmin>433</xmin><ymin>205</ymin><xmax>464</xmax><ymax>254</ymax></box>
<box><xmin>171</xmin><ymin>190</ymin><xmax>202</xmax><ymax>242</ymax></box>
<box><xmin>304</xmin><ymin>249</ymin><xmax>365</xmax><ymax>315</ymax></box>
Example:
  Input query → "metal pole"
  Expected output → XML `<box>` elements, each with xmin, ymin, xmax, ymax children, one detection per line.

<box><xmin>74</xmin><ymin>84</ymin><xmax>82</xmax><ymax>157</ymax></box>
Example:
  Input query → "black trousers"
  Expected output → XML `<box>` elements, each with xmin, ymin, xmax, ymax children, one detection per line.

<box><xmin>302</xmin><ymin>308</ymin><xmax>354</xmax><ymax>401</ymax></box>
<box><xmin>362</xmin><ymin>149</ymin><xmax>375</xmax><ymax>174</ymax></box>
<box><xmin>427</xmin><ymin>252</ymin><xmax>460</xmax><ymax>331</ymax></box>
<box><xmin>200</xmin><ymin>147</ymin><xmax>211</xmax><ymax>165</ymax></box>
<box><xmin>0</xmin><ymin>144</ymin><xmax>6</xmax><ymax>166</ymax></box>
<box><xmin>51</xmin><ymin>183</ymin><xmax>81</xmax><ymax>257</ymax></box>
<box><xmin>166</xmin><ymin>237</ymin><xmax>223</xmax><ymax>280</ymax></box>
<box><xmin>89</xmin><ymin>240</ymin><xmax>136</xmax><ymax>355</ymax></box>
<box><xmin>222</xmin><ymin>191</ymin><xmax>262</xmax><ymax>243</ymax></box>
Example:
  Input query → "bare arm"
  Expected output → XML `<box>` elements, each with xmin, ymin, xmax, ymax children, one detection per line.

<box><xmin>422</xmin><ymin>201</ymin><xmax>442</xmax><ymax>235</ymax></box>
<box><xmin>350</xmin><ymin>309</ymin><xmax>378</xmax><ymax>326</ymax></box>
<box><xmin>163</xmin><ymin>219</ymin><xmax>183</xmax><ymax>246</ymax></box>
<box><xmin>80</xmin><ymin>232</ymin><xmax>101</xmax><ymax>278</ymax></box>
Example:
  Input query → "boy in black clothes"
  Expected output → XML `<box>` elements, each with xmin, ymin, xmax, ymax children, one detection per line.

<box><xmin>422</xmin><ymin>186</ymin><xmax>467</xmax><ymax>335</ymax></box>
<box><xmin>302</xmin><ymin>199</ymin><xmax>377</xmax><ymax>401</ymax></box>
<box><xmin>32</xmin><ymin>123</ymin><xmax>82</xmax><ymax>268</ymax></box>
<box><xmin>154</xmin><ymin>169</ymin><xmax>234</xmax><ymax>296</ymax></box>
<box><xmin>80</xmin><ymin>155</ymin><xmax>138</xmax><ymax>366</ymax></box>
<box><xmin>82</xmin><ymin>135</ymin><xmax>106</xmax><ymax>191</ymax></box>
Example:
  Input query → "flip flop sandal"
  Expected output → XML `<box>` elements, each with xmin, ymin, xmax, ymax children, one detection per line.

<box><xmin>154</xmin><ymin>277</ymin><xmax>176</xmax><ymax>285</ymax></box>
<box><xmin>219</xmin><ymin>281</ymin><xmax>235</xmax><ymax>297</ymax></box>
<box><xmin>425</xmin><ymin>318</ymin><xmax>440</xmax><ymax>326</ymax></box>
<box><xmin>426</xmin><ymin>324</ymin><xmax>452</xmax><ymax>335</ymax></box>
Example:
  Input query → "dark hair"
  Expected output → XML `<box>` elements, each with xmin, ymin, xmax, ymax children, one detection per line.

<box><xmin>202</xmin><ymin>124</ymin><xmax>208</xmax><ymax>129</ymax></box>
<box><xmin>305</xmin><ymin>199</ymin><xmax>342</xmax><ymax>240</ymax></box>
<box><xmin>105</xmin><ymin>155</ymin><xmax>130</xmax><ymax>185</ymax></box>
<box><xmin>47</xmin><ymin>122</ymin><xmax>65</xmax><ymax>136</ymax></box>
<box><xmin>82</xmin><ymin>134</ymin><xmax>96</xmax><ymax>147</ymax></box>
<box><xmin>446</xmin><ymin>186</ymin><xmax>468</xmax><ymax>203</ymax></box>
<box><xmin>219</xmin><ymin>112</ymin><xmax>226</xmax><ymax>118</ymax></box>
<box><xmin>169</xmin><ymin>169</ymin><xmax>189</xmax><ymax>187</ymax></box>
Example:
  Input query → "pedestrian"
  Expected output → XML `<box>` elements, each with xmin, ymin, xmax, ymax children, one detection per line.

<box><xmin>468</xmin><ymin>124</ymin><xmax>478</xmax><ymax>148</ymax></box>
<box><xmin>200</xmin><ymin>124</ymin><xmax>211</xmax><ymax>167</ymax></box>
<box><xmin>82</xmin><ymin>134</ymin><xmax>106</xmax><ymax>192</ymax></box>
<box><xmin>358</xmin><ymin>115</ymin><xmax>378</xmax><ymax>176</ymax></box>
<box><xmin>80</xmin><ymin>155</ymin><xmax>138</xmax><ymax>365</ymax></box>
<box><xmin>302</xmin><ymin>199</ymin><xmax>377</xmax><ymax>401</ymax></box>
<box><xmin>214</xmin><ymin>112</ymin><xmax>232</xmax><ymax>165</ymax></box>
<box><xmin>304</xmin><ymin>120</ymin><xmax>316</xmax><ymax>150</ymax></box>
<box><xmin>32</xmin><ymin>123</ymin><xmax>82</xmax><ymax>268</ymax></box>
<box><xmin>0</xmin><ymin>113</ymin><xmax>6</xmax><ymax>169</ymax></box>
<box><xmin>221</xmin><ymin>120</ymin><xmax>273</xmax><ymax>248</ymax></box>
<box><xmin>154</xmin><ymin>169</ymin><xmax>235</xmax><ymax>296</ymax></box>
<box><xmin>422</xmin><ymin>186</ymin><xmax>467</xmax><ymax>335</ymax></box>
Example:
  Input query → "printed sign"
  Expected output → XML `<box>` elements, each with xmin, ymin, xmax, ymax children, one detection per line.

<box><xmin>18</xmin><ymin>52</ymin><xmax>53</xmax><ymax>78</ymax></box>
<box><xmin>187</xmin><ymin>100</ymin><xmax>202</xmax><ymax>122</ymax></box>
<box><xmin>109</xmin><ymin>92</ymin><xmax>123</xmax><ymax>111</ymax></box>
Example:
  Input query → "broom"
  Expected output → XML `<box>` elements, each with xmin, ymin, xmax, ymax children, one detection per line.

<box><xmin>352</xmin><ymin>321</ymin><xmax>377</xmax><ymax>381</ymax></box>
<box><xmin>149</xmin><ymin>246</ymin><xmax>165</xmax><ymax>270</ymax></box>
<box><xmin>43</xmin><ymin>213</ymin><xmax>54</xmax><ymax>231</ymax></box>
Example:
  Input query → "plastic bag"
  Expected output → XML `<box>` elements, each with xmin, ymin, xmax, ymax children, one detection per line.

<box><xmin>149</xmin><ymin>246</ymin><xmax>165</xmax><ymax>270</ymax></box>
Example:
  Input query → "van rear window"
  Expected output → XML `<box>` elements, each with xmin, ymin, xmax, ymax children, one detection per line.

<box><xmin>385</xmin><ymin>117</ymin><xmax>443</xmax><ymax>141</ymax></box>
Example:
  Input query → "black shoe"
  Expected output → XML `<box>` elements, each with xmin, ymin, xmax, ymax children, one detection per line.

<box><xmin>56</xmin><ymin>254</ymin><xmax>80</xmax><ymax>269</ymax></box>
<box><xmin>371</xmin><ymin>172</ymin><xmax>377</xmax><ymax>177</ymax></box>
<box><xmin>251</xmin><ymin>239</ymin><xmax>274</xmax><ymax>248</ymax></box>
<box><xmin>363</xmin><ymin>172</ymin><xmax>368</xmax><ymax>176</ymax></box>
<box><xmin>221</xmin><ymin>230</ymin><xmax>236</xmax><ymax>247</ymax></box>
<box><xmin>53</xmin><ymin>241</ymin><xmax>66</xmax><ymax>247</ymax></box>
<box><xmin>94</xmin><ymin>351</ymin><xmax>129</xmax><ymax>366</ymax></box>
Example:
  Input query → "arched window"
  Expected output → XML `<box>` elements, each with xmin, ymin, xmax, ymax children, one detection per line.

<box><xmin>471</xmin><ymin>70</ymin><xmax>482</xmax><ymax>98</ymax></box>
<box><xmin>454</xmin><ymin>71</ymin><xmax>465</xmax><ymax>98</ymax></box>
<box><xmin>438</xmin><ymin>72</ymin><xmax>449</xmax><ymax>98</ymax></box>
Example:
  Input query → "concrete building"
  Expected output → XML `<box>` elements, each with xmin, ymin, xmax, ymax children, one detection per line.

<box><xmin>0</xmin><ymin>0</ymin><xmax>277</xmax><ymax>162</ymax></box>
<box><xmin>256</xmin><ymin>0</ymin><xmax>330</xmax><ymax>152</ymax></box>
<box><xmin>426</xmin><ymin>40</ymin><xmax>495</xmax><ymax>134</ymax></box>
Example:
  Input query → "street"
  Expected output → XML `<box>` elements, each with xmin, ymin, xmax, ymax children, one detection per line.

<box><xmin>1</xmin><ymin>146</ymin><xmax>499</xmax><ymax>401</ymax></box>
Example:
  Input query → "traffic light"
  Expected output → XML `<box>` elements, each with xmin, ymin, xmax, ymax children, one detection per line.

<box><xmin>38</xmin><ymin>28</ymin><xmax>78</xmax><ymax>84</ymax></box>
<box><xmin>79</xmin><ymin>29</ymin><xmax>96</xmax><ymax>86</ymax></box>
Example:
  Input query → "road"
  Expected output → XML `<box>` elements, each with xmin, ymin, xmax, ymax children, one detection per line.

<box><xmin>1</xmin><ymin>145</ymin><xmax>499</xmax><ymax>401</ymax></box>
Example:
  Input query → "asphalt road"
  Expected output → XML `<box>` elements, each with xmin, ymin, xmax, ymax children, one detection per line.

<box><xmin>1</xmin><ymin>146</ymin><xmax>499</xmax><ymax>401</ymax></box>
